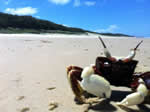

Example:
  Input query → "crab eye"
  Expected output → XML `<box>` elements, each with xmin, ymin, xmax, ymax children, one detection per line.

<box><xmin>104</xmin><ymin>62</ymin><xmax>109</xmax><ymax>64</ymax></box>
<box><xmin>104</xmin><ymin>62</ymin><xmax>111</xmax><ymax>67</ymax></box>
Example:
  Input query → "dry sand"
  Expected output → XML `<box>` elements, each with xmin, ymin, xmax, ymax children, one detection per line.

<box><xmin>0</xmin><ymin>34</ymin><xmax>150</xmax><ymax>112</ymax></box>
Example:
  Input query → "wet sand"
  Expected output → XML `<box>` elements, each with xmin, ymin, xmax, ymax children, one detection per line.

<box><xmin>0</xmin><ymin>34</ymin><xmax>150</xmax><ymax>112</ymax></box>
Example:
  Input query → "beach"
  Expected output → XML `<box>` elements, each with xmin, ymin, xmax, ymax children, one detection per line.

<box><xmin>0</xmin><ymin>34</ymin><xmax>150</xmax><ymax>112</ymax></box>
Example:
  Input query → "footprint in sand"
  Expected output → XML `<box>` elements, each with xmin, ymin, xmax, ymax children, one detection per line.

<box><xmin>40</xmin><ymin>40</ymin><xmax>53</xmax><ymax>44</ymax></box>
<box><xmin>20</xmin><ymin>107</ymin><xmax>30</xmax><ymax>112</ymax></box>
<box><xmin>84</xmin><ymin>49</ymin><xmax>88</xmax><ymax>51</ymax></box>
<box><xmin>47</xmin><ymin>87</ymin><xmax>56</xmax><ymax>91</ymax></box>
<box><xmin>147</xmin><ymin>57</ymin><xmax>150</xmax><ymax>60</ymax></box>
<box><xmin>17</xmin><ymin>96</ymin><xmax>25</xmax><ymax>101</ymax></box>
<box><xmin>49</xmin><ymin>102</ymin><xmax>58</xmax><ymax>111</ymax></box>
<box><xmin>37</xmin><ymin>45</ymin><xmax>44</xmax><ymax>48</ymax></box>
<box><xmin>24</xmin><ymin>40</ymin><xmax>34</xmax><ymax>42</ymax></box>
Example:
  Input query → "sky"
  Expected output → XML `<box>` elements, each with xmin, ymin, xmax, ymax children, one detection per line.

<box><xmin>0</xmin><ymin>0</ymin><xmax>150</xmax><ymax>37</ymax></box>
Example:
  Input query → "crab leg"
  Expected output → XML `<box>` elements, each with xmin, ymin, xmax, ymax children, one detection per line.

<box><xmin>134</xmin><ymin>40</ymin><xmax>143</xmax><ymax>51</ymax></box>
<box><xmin>98</xmin><ymin>36</ymin><xmax>112</xmax><ymax>58</ymax></box>
<box><xmin>117</xmin><ymin>78</ymin><xmax>148</xmax><ymax>106</ymax></box>
<box><xmin>123</xmin><ymin>40</ymin><xmax>143</xmax><ymax>62</ymax></box>
<box><xmin>66</xmin><ymin>66</ymin><xmax>85</xmax><ymax>103</ymax></box>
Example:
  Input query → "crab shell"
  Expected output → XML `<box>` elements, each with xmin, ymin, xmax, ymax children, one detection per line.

<box><xmin>96</xmin><ymin>57</ymin><xmax>138</xmax><ymax>87</ymax></box>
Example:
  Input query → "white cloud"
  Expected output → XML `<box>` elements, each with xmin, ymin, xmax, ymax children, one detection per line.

<box><xmin>136</xmin><ymin>0</ymin><xmax>146</xmax><ymax>3</ymax></box>
<box><xmin>48</xmin><ymin>0</ymin><xmax>70</xmax><ymax>5</ymax></box>
<box><xmin>48</xmin><ymin>0</ymin><xmax>96</xmax><ymax>7</ymax></box>
<box><xmin>4</xmin><ymin>0</ymin><xmax>11</xmax><ymax>5</ymax></box>
<box><xmin>84</xmin><ymin>1</ymin><xmax>96</xmax><ymax>6</ymax></box>
<box><xmin>5</xmin><ymin>7</ymin><xmax>38</xmax><ymax>15</ymax></box>
<box><xmin>74</xmin><ymin>0</ymin><xmax>96</xmax><ymax>7</ymax></box>
<box><xmin>35</xmin><ymin>16</ymin><xmax>40</xmax><ymax>19</ymax></box>
<box><xmin>74</xmin><ymin>0</ymin><xmax>81</xmax><ymax>7</ymax></box>
<box><xmin>95</xmin><ymin>25</ymin><xmax>119</xmax><ymax>33</ymax></box>
<box><xmin>62</xmin><ymin>24</ymin><xmax>69</xmax><ymax>27</ymax></box>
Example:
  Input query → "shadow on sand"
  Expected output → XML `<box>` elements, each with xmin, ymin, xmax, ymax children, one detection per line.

<box><xmin>111</xmin><ymin>90</ymin><xmax>150</xmax><ymax>112</ymax></box>
<box><xmin>75</xmin><ymin>90</ymin><xmax>150</xmax><ymax>112</ymax></box>
<box><xmin>88</xmin><ymin>100</ymin><xmax>117</xmax><ymax>112</ymax></box>
<box><xmin>110</xmin><ymin>90</ymin><xmax>132</xmax><ymax>102</ymax></box>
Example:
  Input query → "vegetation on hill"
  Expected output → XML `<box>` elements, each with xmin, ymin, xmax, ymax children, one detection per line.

<box><xmin>0</xmin><ymin>12</ymin><xmax>86</xmax><ymax>34</ymax></box>
<box><xmin>99</xmin><ymin>33</ymin><xmax>133</xmax><ymax>37</ymax></box>
<box><xmin>0</xmin><ymin>12</ymin><xmax>133</xmax><ymax>37</ymax></box>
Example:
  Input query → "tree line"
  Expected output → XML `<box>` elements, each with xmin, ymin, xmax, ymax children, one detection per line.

<box><xmin>0</xmin><ymin>12</ymin><xmax>86</xmax><ymax>33</ymax></box>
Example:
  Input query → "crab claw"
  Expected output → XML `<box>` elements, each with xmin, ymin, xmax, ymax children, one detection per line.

<box><xmin>67</xmin><ymin>65</ymin><xmax>112</xmax><ymax>104</ymax></box>
<box><xmin>81</xmin><ymin>66</ymin><xmax>111</xmax><ymax>99</ymax></box>
<box><xmin>122</xmin><ymin>40</ymin><xmax>143</xmax><ymax>62</ymax></box>
<box><xmin>117</xmin><ymin>78</ymin><xmax>148</xmax><ymax>106</ymax></box>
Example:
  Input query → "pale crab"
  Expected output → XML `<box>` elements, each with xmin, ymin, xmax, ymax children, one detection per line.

<box><xmin>66</xmin><ymin>36</ymin><xmax>150</xmax><ymax>106</ymax></box>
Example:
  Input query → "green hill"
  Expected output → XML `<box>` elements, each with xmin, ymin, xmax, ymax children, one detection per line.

<box><xmin>0</xmin><ymin>12</ymin><xmax>87</xmax><ymax>34</ymax></box>
<box><xmin>0</xmin><ymin>12</ymin><xmax>133</xmax><ymax>37</ymax></box>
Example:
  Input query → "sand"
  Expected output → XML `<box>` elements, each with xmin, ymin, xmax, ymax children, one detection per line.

<box><xmin>0</xmin><ymin>34</ymin><xmax>150</xmax><ymax>112</ymax></box>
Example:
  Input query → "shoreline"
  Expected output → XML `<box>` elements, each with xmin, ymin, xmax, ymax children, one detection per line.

<box><xmin>0</xmin><ymin>33</ymin><xmax>149</xmax><ymax>38</ymax></box>
<box><xmin>0</xmin><ymin>33</ymin><xmax>136</xmax><ymax>39</ymax></box>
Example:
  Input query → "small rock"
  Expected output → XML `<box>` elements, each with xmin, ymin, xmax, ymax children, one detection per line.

<box><xmin>47</xmin><ymin>87</ymin><xmax>56</xmax><ymax>90</ymax></box>
<box><xmin>20</xmin><ymin>107</ymin><xmax>30</xmax><ymax>112</ymax></box>
<box><xmin>17</xmin><ymin>96</ymin><xmax>25</xmax><ymax>101</ymax></box>
<box><xmin>49</xmin><ymin>102</ymin><xmax>58</xmax><ymax>111</ymax></box>
<box><xmin>84</xmin><ymin>49</ymin><xmax>88</xmax><ymax>51</ymax></box>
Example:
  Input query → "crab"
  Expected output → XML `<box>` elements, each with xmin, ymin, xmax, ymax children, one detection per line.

<box><xmin>66</xmin><ymin>36</ymin><xmax>150</xmax><ymax>106</ymax></box>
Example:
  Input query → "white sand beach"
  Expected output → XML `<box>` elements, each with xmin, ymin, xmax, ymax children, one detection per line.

<box><xmin>0</xmin><ymin>34</ymin><xmax>150</xmax><ymax>112</ymax></box>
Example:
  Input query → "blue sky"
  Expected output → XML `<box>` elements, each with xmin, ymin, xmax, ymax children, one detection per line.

<box><xmin>0</xmin><ymin>0</ymin><xmax>150</xmax><ymax>37</ymax></box>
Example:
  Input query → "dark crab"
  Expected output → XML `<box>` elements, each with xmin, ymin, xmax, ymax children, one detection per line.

<box><xmin>66</xmin><ymin>36</ymin><xmax>150</xmax><ymax>106</ymax></box>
